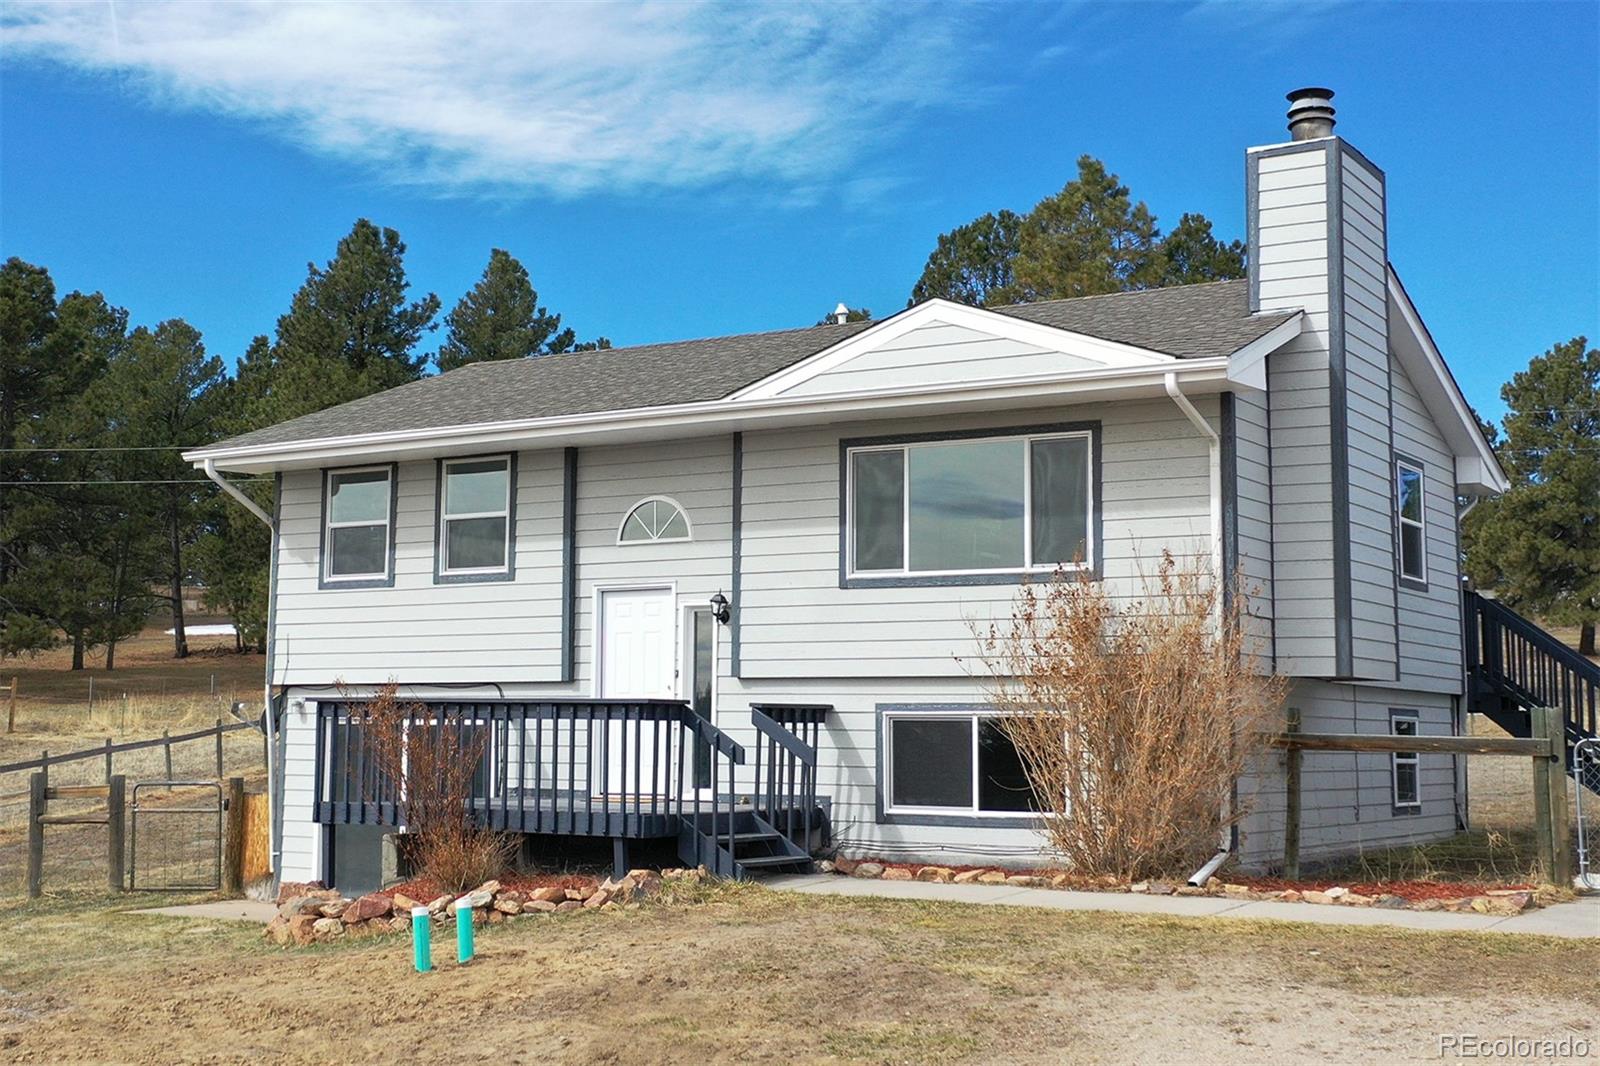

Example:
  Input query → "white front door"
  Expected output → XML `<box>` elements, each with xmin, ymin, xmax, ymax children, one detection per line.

<box><xmin>596</xmin><ymin>586</ymin><xmax>676</xmax><ymax>795</ymax></box>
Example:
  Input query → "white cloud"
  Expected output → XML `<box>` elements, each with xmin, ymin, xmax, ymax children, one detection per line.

<box><xmin>1</xmin><ymin>0</ymin><xmax>972</xmax><ymax>197</ymax></box>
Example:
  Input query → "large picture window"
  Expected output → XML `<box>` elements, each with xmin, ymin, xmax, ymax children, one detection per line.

<box><xmin>884</xmin><ymin>711</ymin><xmax>1043</xmax><ymax>818</ymax></box>
<box><xmin>1396</xmin><ymin>458</ymin><xmax>1426</xmax><ymax>586</ymax></box>
<box><xmin>846</xmin><ymin>428</ymin><xmax>1094</xmax><ymax>581</ymax></box>
<box><xmin>323</xmin><ymin>466</ymin><xmax>394</xmax><ymax>584</ymax></box>
<box><xmin>438</xmin><ymin>456</ymin><xmax>513</xmax><ymax>578</ymax></box>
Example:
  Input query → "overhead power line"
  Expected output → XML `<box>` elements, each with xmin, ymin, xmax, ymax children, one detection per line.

<box><xmin>0</xmin><ymin>445</ymin><xmax>200</xmax><ymax>452</ymax></box>
<box><xmin>0</xmin><ymin>479</ymin><xmax>269</xmax><ymax>486</ymax></box>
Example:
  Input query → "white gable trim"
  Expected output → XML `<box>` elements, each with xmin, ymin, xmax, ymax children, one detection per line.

<box><xmin>729</xmin><ymin>298</ymin><xmax>1176</xmax><ymax>401</ymax></box>
<box><xmin>1386</xmin><ymin>267</ymin><xmax>1509</xmax><ymax>495</ymax></box>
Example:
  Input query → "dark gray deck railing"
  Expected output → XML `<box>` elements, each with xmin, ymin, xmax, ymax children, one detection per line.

<box><xmin>750</xmin><ymin>703</ymin><xmax>830</xmax><ymax>853</ymax></box>
<box><xmin>1468</xmin><ymin>591</ymin><xmax>1599</xmax><ymax>754</ymax></box>
<box><xmin>314</xmin><ymin>700</ymin><xmax>746</xmax><ymax>852</ymax></box>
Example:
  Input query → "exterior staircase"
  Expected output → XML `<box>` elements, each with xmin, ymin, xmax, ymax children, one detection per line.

<box><xmin>1465</xmin><ymin>591</ymin><xmax>1600</xmax><ymax>795</ymax></box>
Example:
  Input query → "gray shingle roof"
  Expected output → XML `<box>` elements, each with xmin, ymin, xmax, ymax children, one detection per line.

<box><xmin>205</xmin><ymin>279</ymin><xmax>1293</xmax><ymax>452</ymax></box>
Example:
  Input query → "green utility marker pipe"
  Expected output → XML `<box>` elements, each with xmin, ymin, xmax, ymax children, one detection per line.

<box><xmin>411</xmin><ymin>907</ymin><xmax>432</xmax><ymax>973</ymax></box>
<box><xmin>456</xmin><ymin>898</ymin><xmax>475</xmax><ymax>964</ymax></box>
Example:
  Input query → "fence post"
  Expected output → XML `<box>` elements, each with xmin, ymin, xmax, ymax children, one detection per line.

<box><xmin>87</xmin><ymin>675</ymin><xmax>94</xmax><ymax>715</ymax></box>
<box><xmin>223</xmin><ymin>776</ymin><xmax>246</xmax><ymax>895</ymax></box>
<box><xmin>5</xmin><ymin>676</ymin><xmax>15</xmax><ymax>734</ymax></box>
<box><xmin>104</xmin><ymin>738</ymin><xmax>113</xmax><ymax>783</ymax></box>
<box><xmin>1530</xmin><ymin>706</ymin><xmax>1573</xmax><ymax>885</ymax></box>
<box><xmin>27</xmin><ymin>772</ymin><xmax>45</xmax><ymax>899</ymax></box>
<box><xmin>1283</xmin><ymin>707</ymin><xmax>1302</xmax><ymax>881</ymax></box>
<box><xmin>215</xmin><ymin>718</ymin><xmax>224</xmax><ymax>779</ymax></box>
<box><xmin>163</xmin><ymin>728</ymin><xmax>173</xmax><ymax>783</ymax></box>
<box><xmin>107</xmin><ymin>775</ymin><xmax>126</xmax><ymax>893</ymax></box>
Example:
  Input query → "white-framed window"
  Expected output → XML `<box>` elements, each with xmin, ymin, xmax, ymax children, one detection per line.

<box><xmin>882</xmin><ymin>709</ymin><xmax>1043</xmax><ymax>817</ymax></box>
<box><xmin>439</xmin><ymin>455</ymin><xmax>513</xmax><ymax>576</ymax></box>
<box><xmin>846</xmin><ymin>429</ymin><xmax>1094</xmax><ymax>579</ymax></box>
<box><xmin>618</xmin><ymin>496</ymin><xmax>691</xmax><ymax>544</ymax></box>
<box><xmin>323</xmin><ymin>466</ymin><xmax>394</xmax><ymax>583</ymax></box>
<box><xmin>1391</xmin><ymin>710</ymin><xmax>1420</xmax><ymax>811</ymax></box>
<box><xmin>1396</xmin><ymin>458</ymin><xmax>1426</xmax><ymax>585</ymax></box>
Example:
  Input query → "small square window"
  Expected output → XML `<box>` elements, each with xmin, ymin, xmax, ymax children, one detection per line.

<box><xmin>324</xmin><ymin>467</ymin><xmax>394</xmax><ymax>583</ymax></box>
<box><xmin>1391</xmin><ymin>712</ymin><xmax>1420</xmax><ymax>811</ymax></box>
<box><xmin>439</xmin><ymin>456</ymin><xmax>512</xmax><ymax>577</ymax></box>
<box><xmin>885</xmin><ymin>712</ymin><xmax>1046</xmax><ymax>818</ymax></box>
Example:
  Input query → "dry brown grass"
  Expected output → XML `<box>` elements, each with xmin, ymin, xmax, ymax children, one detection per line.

<box><xmin>0</xmin><ymin>884</ymin><xmax>1595</xmax><ymax>1064</ymax></box>
<box><xmin>977</xmin><ymin>554</ymin><xmax>1286</xmax><ymax>880</ymax></box>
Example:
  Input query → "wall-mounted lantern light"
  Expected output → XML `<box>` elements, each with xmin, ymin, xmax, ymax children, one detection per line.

<box><xmin>709</xmin><ymin>591</ymin><xmax>731</xmax><ymax>625</ymax></box>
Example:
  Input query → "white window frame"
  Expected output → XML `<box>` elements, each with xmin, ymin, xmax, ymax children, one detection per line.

<box><xmin>322</xmin><ymin>464</ymin><xmax>394</xmax><ymax>584</ymax></box>
<box><xmin>845</xmin><ymin>430</ymin><xmax>1094</xmax><ymax>579</ymax></box>
<box><xmin>616</xmin><ymin>495</ymin><xmax>693</xmax><ymax>545</ymax></box>
<box><xmin>438</xmin><ymin>455</ymin><xmax>513</xmax><ymax>577</ymax></box>
<box><xmin>1396</xmin><ymin>458</ymin><xmax>1427</xmax><ymax>584</ymax></box>
<box><xmin>1390</xmin><ymin>710</ymin><xmax>1421</xmax><ymax>811</ymax></box>
<box><xmin>882</xmin><ymin>709</ymin><xmax>1040</xmax><ymax>819</ymax></box>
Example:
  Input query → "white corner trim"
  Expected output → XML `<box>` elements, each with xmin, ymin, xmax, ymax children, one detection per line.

<box><xmin>1386</xmin><ymin>267</ymin><xmax>1509</xmax><ymax>494</ymax></box>
<box><xmin>728</xmin><ymin>298</ymin><xmax>1176</xmax><ymax>401</ymax></box>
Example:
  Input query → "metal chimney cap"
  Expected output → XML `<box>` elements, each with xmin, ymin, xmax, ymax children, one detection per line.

<box><xmin>832</xmin><ymin>302</ymin><xmax>850</xmax><ymax>325</ymax></box>
<box><xmin>1286</xmin><ymin>86</ymin><xmax>1336</xmax><ymax>141</ymax></box>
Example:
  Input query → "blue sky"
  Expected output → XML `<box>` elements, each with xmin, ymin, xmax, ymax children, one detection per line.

<box><xmin>2</xmin><ymin>1</ymin><xmax>1595</xmax><ymax>425</ymax></box>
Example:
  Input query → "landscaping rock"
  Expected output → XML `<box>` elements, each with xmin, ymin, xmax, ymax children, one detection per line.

<box><xmin>1302</xmin><ymin>891</ymin><xmax>1334</xmax><ymax>905</ymax></box>
<box><xmin>522</xmin><ymin>899</ymin><xmax>559</xmax><ymax>914</ymax></box>
<box><xmin>853</xmin><ymin>862</ymin><xmax>885</xmax><ymax>879</ymax></box>
<box><xmin>817</xmin><ymin>860</ymin><xmax>836</xmax><ymax>874</ymax></box>
<box><xmin>1484</xmin><ymin>893</ymin><xmax>1531</xmax><ymax>916</ymax></box>
<box><xmin>1129</xmin><ymin>881</ymin><xmax>1150</xmax><ymax>894</ymax></box>
<box><xmin>456</xmin><ymin>886</ymin><xmax>495</xmax><ymax>911</ymax></box>
<box><xmin>311</xmin><ymin>917</ymin><xmax>344</xmax><ymax>940</ymax></box>
<box><xmin>287</xmin><ymin>914</ymin><xmax>319</xmax><ymax>946</ymax></box>
<box><xmin>1006</xmin><ymin>875</ymin><xmax>1049</xmax><ymax>888</ymax></box>
<box><xmin>1324</xmin><ymin>886</ymin><xmax>1348</xmax><ymax>900</ymax></box>
<box><xmin>1276</xmin><ymin>890</ymin><xmax>1303</xmax><ymax>903</ymax></box>
<box><xmin>529</xmin><ymin>886</ymin><xmax>567</xmax><ymax>904</ymax></box>
<box><xmin>882</xmin><ymin>868</ymin><xmax>914</xmax><ymax>881</ymax></box>
<box><xmin>316</xmin><ymin>899</ymin><xmax>347</xmax><ymax>919</ymax></box>
<box><xmin>915</xmin><ymin>866</ymin><xmax>955</xmax><ymax>883</ymax></box>
<box><xmin>976</xmin><ymin>871</ymin><xmax>1009</xmax><ymax>885</ymax></box>
<box><xmin>1146</xmin><ymin>882</ymin><xmax>1175</xmax><ymax>896</ymax></box>
<box><xmin>1374</xmin><ymin>895</ymin><xmax>1409</xmax><ymax>910</ymax></box>
<box><xmin>584</xmin><ymin>888</ymin><xmax>614</xmax><ymax>909</ymax></box>
<box><xmin>426</xmin><ymin>895</ymin><xmax>451</xmax><ymax>915</ymax></box>
<box><xmin>1413</xmin><ymin>898</ymin><xmax>1444</xmax><ymax>912</ymax></box>
<box><xmin>275</xmin><ymin>881</ymin><xmax>332</xmax><ymax>905</ymax></box>
<box><xmin>262</xmin><ymin>916</ymin><xmax>291</xmax><ymax>946</ymax></box>
<box><xmin>391</xmin><ymin>892</ymin><xmax>420</xmax><ymax>915</ymax></box>
<box><xmin>832</xmin><ymin>857</ymin><xmax>859</xmax><ymax>876</ymax></box>
<box><xmin>620</xmin><ymin>869</ymin><xmax>663</xmax><ymax>899</ymax></box>
<box><xmin>1174</xmin><ymin>885</ymin><xmax>1205</xmax><ymax>896</ymax></box>
<box><xmin>952</xmin><ymin>869</ymin><xmax>988</xmax><ymax>884</ymax></box>
<box><xmin>555</xmin><ymin>900</ymin><xmax>583</xmax><ymax>913</ymax></box>
<box><xmin>493</xmin><ymin>897</ymin><xmax>523</xmax><ymax>915</ymax></box>
<box><xmin>1340</xmin><ymin>893</ymin><xmax>1374</xmax><ymax>907</ymax></box>
<box><xmin>277</xmin><ymin>895</ymin><xmax>331</xmax><ymax>920</ymax></box>
<box><xmin>1222</xmin><ymin>883</ymin><xmax>1251</xmax><ymax>896</ymax></box>
<box><xmin>342</xmin><ymin>893</ymin><xmax>391</xmax><ymax>924</ymax></box>
<box><xmin>565</xmin><ymin>887</ymin><xmax>590</xmax><ymax>902</ymax></box>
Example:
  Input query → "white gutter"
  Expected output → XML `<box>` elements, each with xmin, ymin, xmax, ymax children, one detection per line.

<box><xmin>201</xmin><ymin>457</ymin><xmax>279</xmax><ymax>886</ymax></box>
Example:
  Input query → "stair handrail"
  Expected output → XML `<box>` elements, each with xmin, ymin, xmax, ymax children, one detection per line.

<box><xmin>750</xmin><ymin>704</ymin><xmax>829</xmax><ymax>855</ymax></box>
<box><xmin>751</xmin><ymin>707</ymin><xmax>817</xmax><ymax>764</ymax></box>
<box><xmin>1470</xmin><ymin>592</ymin><xmax>1600</xmax><ymax>678</ymax></box>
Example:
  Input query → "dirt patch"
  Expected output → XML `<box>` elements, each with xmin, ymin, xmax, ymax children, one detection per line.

<box><xmin>0</xmin><ymin>886</ymin><xmax>1595</xmax><ymax>1064</ymax></box>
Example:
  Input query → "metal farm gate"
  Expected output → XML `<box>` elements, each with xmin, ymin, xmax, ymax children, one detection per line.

<box><xmin>129</xmin><ymin>781</ymin><xmax>222</xmax><ymax>891</ymax></box>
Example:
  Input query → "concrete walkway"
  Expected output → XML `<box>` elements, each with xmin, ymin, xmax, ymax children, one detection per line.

<box><xmin>130</xmin><ymin>900</ymin><xmax>278</xmax><ymax>922</ymax></box>
<box><xmin>765</xmin><ymin>874</ymin><xmax>1600</xmax><ymax>939</ymax></box>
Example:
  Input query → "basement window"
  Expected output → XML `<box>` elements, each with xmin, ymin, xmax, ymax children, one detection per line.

<box><xmin>883</xmin><ymin>710</ymin><xmax>1043</xmax><ymax>818</ymax></box>
<box><xmin>1391</xmin><ymin>710</ymin><xmax>1420</xmax><ymax>813</ymax></box>
<box><xmin>1396</xmin><ymin>458</ymin><xmax>1427</xmax><ymax>587</ymax></box>
<box><xmin>323</xmin><ymin>466</ymin><xmax>395</xmax><ymax>585</ymax></box>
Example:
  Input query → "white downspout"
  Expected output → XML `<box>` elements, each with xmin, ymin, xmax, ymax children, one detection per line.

<box><xmin>1165</xmin><ymin>373</ymin><xmax>1232</xmax><ymax>883</ymax></box>
<box><xmin>201</xmin><ymin>458</ymin><xmax>278</xmax><ymax>886</ymax></box>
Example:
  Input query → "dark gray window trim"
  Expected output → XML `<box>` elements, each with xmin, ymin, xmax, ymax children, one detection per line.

<box><xmin>1388</xmin><ymin>707</ymin><xmax>1422</xmax><ymax>815</ymax></box>
<box><xmin>873</xmin><ymin>703</ymin><xmax>1049</xmax><ymax>830</ymax></box>
<box><xmin>432</xmin><ymin>452</ymin><xmax>518</xmax><ymax>585</ymax></box>
<box><xmin>730</xmin><ymin>432</ymin><xmax>743</xmax><ymax>679</ymax></box>
<box><xmin>837</xmin><ymin>420</ymin><xmax>1103</xmax><ymax>589</ymax></box>
<box><xmin>560</xmin><ymin>447</ymin><xmax>578</xmax><ymax>684</ymax></box>
<box><xmin>317</xmin><ymin>463</ymin><xmax>399</xmax><ymax>591</ymax></box>
<box><xmin>1395</xmin><ymin>452</ymin><xmax>1429</xmax><ymax>593</ymax></box>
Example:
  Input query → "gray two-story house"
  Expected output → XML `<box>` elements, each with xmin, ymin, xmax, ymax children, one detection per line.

<box><xmin>192</xmin><ymin>88</ymin><xmax>1591</xmax><ymax>892</ymax></box>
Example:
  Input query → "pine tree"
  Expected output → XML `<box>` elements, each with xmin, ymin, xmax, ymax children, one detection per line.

<box><xmin>907</xmin><ymin>210</ymin><xmax>1021</xmax><ymax>307</ymax></box>
<box><xmin>436</xmin><ymin>249</ymin><xmax>585</xmax><ymax>370</ymax></box>
<box><xmin>1155</xmin><ymin>213</ymin><xmax>1247</xmax><ymax>286</ymax></box>
<box><xmin>1465</xmin><ymin>337</ymin><xmax>1600</xmax><ymax>654</ymax></box>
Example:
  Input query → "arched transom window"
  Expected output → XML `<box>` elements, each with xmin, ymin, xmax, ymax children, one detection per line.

<box><xmin>618</xmin><ymin>497</ymin><xmax>691</xmax><ymax>544</ymax></box>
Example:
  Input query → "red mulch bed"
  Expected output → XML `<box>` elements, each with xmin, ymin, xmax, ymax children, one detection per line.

<box><xmin>378</xmin><ymin>872</ymin><xmax>600</xmax><ymax>902</ymax></box>
<box><xmin>852</xmin><ymin>858</ymin><xmax>1526</xmax><ymax>902</ymax></box>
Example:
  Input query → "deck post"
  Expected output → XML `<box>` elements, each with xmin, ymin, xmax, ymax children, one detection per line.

<box><xmin>1282</xmin><ymin>707</ymin><xmax>1301</xmax><ymax>881</ymax></box>
<box><xmin>612</xmin><ymin>838</ymin><xmax>630</xmax><ymax>880</ymax></box>
<box><xmin>223</xmin><ymin>776</ymin><xmax>246</xmax><ymax>895</ymax></box>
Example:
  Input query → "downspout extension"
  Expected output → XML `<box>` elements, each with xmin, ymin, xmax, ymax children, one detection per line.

<box><xmin>201</xmin><ymin>458</ymin><xmax>279</xmax><ymax>889</ymax></box>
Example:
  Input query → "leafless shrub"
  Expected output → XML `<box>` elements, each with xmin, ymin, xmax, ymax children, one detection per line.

<box><xmin>975</xmin><ymin>551</ymin><xmax>1286</xmax><ymax>881</ymax></box>
<box><xmin>356</xmin><ymin>682</ymin><xmax>515</xmax><ymax>892</ymax></box>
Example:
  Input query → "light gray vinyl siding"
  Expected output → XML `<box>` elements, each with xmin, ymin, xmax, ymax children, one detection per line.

<box><xmin>271</xmin><ymin>452</ymin><xmax>566</xmax><ymax>685</ymax></box>
<box><xmin>738</xmin><ymin>400</ymin><xmax>1215</xmax><ymax>679</ymax></box>
<box><xmin>1232</xmin><ymin>390</ymin><xmax>1276</xmax><ymax>658</ymax></box>
<box><xmin>778</xmin><ymin>322</ymin><xmax>1106</xmax><ymax>397</ymax></box>
<box><xmin>1391</xmin><ymin>358</ymin><xmax>1466</xmax><ymax>693</ymax></box>
<box><xmin>1338</xmin><ymin>146</ymin><xmax>1398</xmax><ymax>679</ymax></box>
<box><xmin>1238</xmin><ymin>678</ymin><xmax>1458</xmax><ymax>867</ymax></box>
<box><xmin>276</xmin><ymin>699</ymin><xmax>322</xmax><ymax>883</ymax></box>
<box><xmin>1254</xmin><ymin>144</ymin><xmax>1338</xmax><ymax>675</ymax></box>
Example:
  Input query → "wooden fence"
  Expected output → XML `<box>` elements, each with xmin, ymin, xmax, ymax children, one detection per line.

<box><xmin>1272</xmin><ymin>705</ymin><xmax>1572</xmax><ymax>883</ymax></box>
<box><xmin>0</xmin><ymin>716</ymin><xmax>263</xmax><ymax>782</ymax></box>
